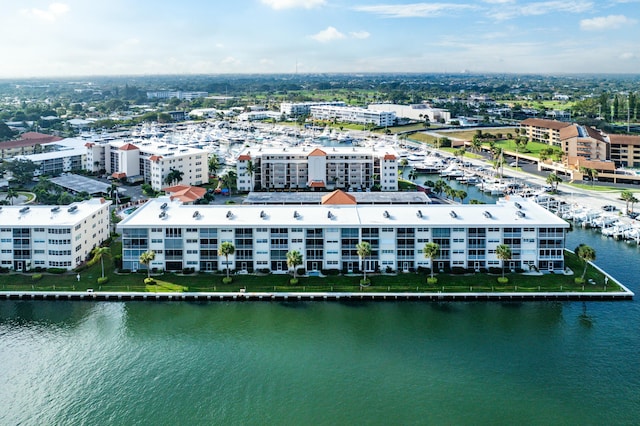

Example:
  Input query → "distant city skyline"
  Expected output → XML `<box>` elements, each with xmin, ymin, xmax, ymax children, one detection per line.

<box><xmin>1</xmin><ymin>0</ymin><xmax>638</xmax><ymax>78</ymax></box>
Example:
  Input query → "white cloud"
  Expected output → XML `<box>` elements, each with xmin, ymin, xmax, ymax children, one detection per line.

<box><xmin>354</xmin><ymin>3</ymin><xmax>477</xmax><ymax>18</ymax></box>
<box><xmin>350</xmin><ymin>31</ymin><xmax>370</xmax><ymax>39</ymax></box>
<box><xmin>580</xmin><ymin>15</ymin><xmax>636</xmax><ymax>30</ymax></box>
<box><xmin>620</xmin><ymin>52</ymin><xmax>635</xmax><ymax>59</ymax></box>
<box><xmin>488</xmin><ymin>1</ymin><xmax>593</xmax><ymax>21</ymax></box>
<box><xmin>21</xmin><ymin>2</ymin><xmax>70</xmax><ymax>22</ymax></box>
<box><xmin>221</xmin><ymin>56</ymin><xmax>240</xmax><ymax>65</ymax></box>
<box><xmin>261</xmin><ymin>0</ymin><xmax>326</xmax><ymax>10</ymax></box>
<box><xmin>311</xmin><ymin>26</ymin><xmax>345</xmax><ymax>42</ymax></box>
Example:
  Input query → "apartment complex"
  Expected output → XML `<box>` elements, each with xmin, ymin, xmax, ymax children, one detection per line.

<box><xmin>368</xmin><ymin>103</ymin><xmax>451</xmax><ymax>123</ymax></box>
<box><xmin>309</xmin><ymin>105</ymin><xmax>396</xmax><ymax>127</ymax></box>
<box><xmin>560</xmin><ymin>124</ymin><xmax>609</xmax><ymax>163</ymax></box>
<box><xmin>85</xmin><ymin>139</ymin><xmax>208</xmax><ymax>190</ymax></box>
<box><xmin>117</xmin><ymin>195</ymin><xmax>568</xmax><ymax>274</ymax></box>
<box><xmin>520</xmin><ymin>118</ymin><xmax>571</xmax><ymax>147</ymax></box>
<box><xmin>280</xmin><ymin>101</ymin><xmax>346</xmax><ymax>117</ymax></box>
<box><xmin>235</xmin><ymin>146</ymin><xmax>399</xmax><ymax>192</ymax></box>
<box><xmin>609</xmin><ymin>134</ymin><xmax>640</xmax><ymax>168</ymax></box>
<box><xmin>0</xmin><ymin>198</ymin><xmax>111</xmax><ymax>271</ymax></box>
<box><xmin>0</xmin><ymin>132</ymin><xmax>63</xmax><ymax>159</ymax></box>
<box><xmin>14</xmin><ymin>137</ymin><xmax>86</xmax><ymax>177</ymax></box>
<box><xmin>146</xmin><ymin>91</ymin><xmax>208</xmax><ymax>100</ymax></box>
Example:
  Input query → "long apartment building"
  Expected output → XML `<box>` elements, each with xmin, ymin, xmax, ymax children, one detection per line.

<box><xmin>608</xmin><ymin>134</ymin><xmax>640</xmax><ymax>168</ymax></box>
<box><xmin>280</xmin><ymin>101</ymin><xmax>346</xmax><ymax>117</ymax></box>
<box><xmin>0</xmin><ymin>198</ymin><xmax>111</xmax><ymax>272</ymax></box>
<box><xmin>310</xmin><ymin>105</ymin><xmax>396</xmax><ymax>127</ymax></box>
<box><xmin>235</xmin><ymin>146</ymin><xmax>399</xmax><ymax>192</ymax></box>
<box><xmin>117</xmin><ymin>194</ymin><xmax>569</xmax><ymax>274</ymax></box>
<box><xmin>560</xmin><ymin>124</ymin><xmax>610</xmax><ymax>163</ymax></box>
<box><xmin>520</xmin><ymin>118</ymin><xmax>571</xmax><ymax>147</ymax></box>
<box><xmin>85</xmin><ymin>139</ymin><xmax>208</xmax><ymax>190</ymax></box>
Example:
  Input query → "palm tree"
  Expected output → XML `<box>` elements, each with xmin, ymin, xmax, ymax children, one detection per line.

<box><xmin>629</xmin><ymin>195</ymin><xmax>639</xmax><ymax>214</ymax></box>
<box><xmin>496</xmin><ymin>244</ymin><xmax>512</xmax><ymax>278</ymax></box>
<box><xmin>423</xmin><ymin>242</ymin><xmax>440</xmax><ymax>279</ymax></box>
<box><xmin>455</xmin><ymin>189</ymin><xmax>467</xmax><ymax>204</ymax></box>
<box><xmin>208</xmin><ymin>154</ymin><xmax>220</xmax><ymax>178</ymax></box>
<box><xmin>139</xmin><ymin>250</ymin><xmax>156</xmax><ymax>279</ymax></box>
<box><xmin>218</xmin><ymin>241</ymin><xmax>235</xmax><ymax>279</ymax></box>
<box><xmin>621</xmin><ymin>189</ymin><xmax>634</xmax><ymax>214</ymax></box>
<box><xmin>286</xmin><ymin>250</ymin><xmax>303</xmax><ymax>282</ymax></box>
<box><xmin>575</xmin><ymin>244</ymin><xmax>596</xmax><ymax>280</ymax></box>
<box><xmin>245</xmin><ymin>160</ymin><xmax>256</xmax><ymax>191</ymax></box>
<box><xmin>471</xmin><ymin>137</ymin><xmax>483</xmax><ymax>155</ymax></box>
<box><xmin>164</xmin><ymin>168</ymin><xmax>184</xmax><ymax>186</ymax></box>
<box><xmin>400</xmin><ymin>158</ymin><xmax>408</xmax><ymax>174</ymax></box>
<box><xmin>4</xmin><ymin>186</ymin><xmax>18</xmax><ymax>205</ymax></box>
<box><xmin>546</xmin><ymin>172</ymin><xmax>562</xmax><ymax>192</ymax></box>
<box><xmin>356</xmin><ymin>241</ymin><xmax>372</xmax><ymax>285</ymax></box>
<box><xmin>89</xmin><ymin>246</ymin><xmax>111</xmax><ymax>279</ymax></box>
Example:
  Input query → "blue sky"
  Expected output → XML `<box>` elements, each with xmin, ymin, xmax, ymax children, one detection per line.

<box><xmin>1</xmin><ymin>0</ymin><xmax>638</xmax><ymax>78</ymax></box>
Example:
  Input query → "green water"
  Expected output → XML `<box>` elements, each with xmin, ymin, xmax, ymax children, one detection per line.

<box><xmin>1</xmin><ymin>227</ymin><xmax>639</xmax><ymax>425</ymax></box>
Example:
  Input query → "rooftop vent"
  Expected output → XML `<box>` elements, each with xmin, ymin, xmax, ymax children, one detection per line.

<box><xmin>383</xmin><ymin>210</ymin><xmax>390</xmax><ymax>218</ymax></box>
<box><xmin>51</xmin><ymin>206</ymin><xmax>61</xmax><ymax>213</ymax></box>
<box><xmin>483</xmin><ymin>211</ymin><xmax>492</xmax><ymax>218</ymax></box>
<box><xmin>193</xmin><ymin>211</ymin><xmax>200</xmax><ymax>219</ymax></box>
<box><xmin>159</xmin><ymin>211</ymin><xmax>167</xmax><ymax>219</ymax></box>
<box><xmin>260</xmin><ymin>210</ymin><xmax>267</xmax><ymax>219</ymax></box>
<box><xmin>160</xmin><ymin>202</ymin><xmax>168</xmax><ymax>210</ymax></box>
<box><xmin>516</xmin><ymin>211</ymin><xmax>526</xmax><ymax>218</ymax></box>
<box><xmin>450</xmin><ymin>210</ymin><xmax>457</xmax><ymax>219</ymax></box>
<box><xmin>416</xmin><ymin>210</ymin><xmax>423</xmax><ymax>218</ymax></box>
<box><xmin>327</xmin><ymin>211</ymin><xmax>334</xmax><ymax>219</ymax></box>
<box><xmin>514</xmin><ymin>202</ymin><xmax>522</xmax><ymax>209</ymax></box>
<box><xmin>226</xmin><ymin>210</ymin><xmax>233</xmax><ymax>219</ymax></box>
<box><xmin>19</xmin><ymin>206</ymin><xmax>30</xmax><ymax>214</ymax></box>
<box><xmin>293</xmin><ymin>211</ymin><xmax>300</xmax><ymax>219</ymax></box>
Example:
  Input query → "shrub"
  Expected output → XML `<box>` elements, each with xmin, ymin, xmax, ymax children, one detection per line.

<box><xmin>385</xmin><ymin>266</ymin><xmax>393</xmax><ymax>274</ymax></box>
<box><xmin>182</xmin><ymin>267</ymin><xmax>195</xmax><ymax>275</ymax></box>
<box><xmin>119</xmin><ymin>269</ymin><xmax>132</xmax><ymax>274</ymax></box>
<box><xmin>97</xmin><ymin>276</ymin><xmax>109</xmax><ymax>285</ymax></box>
<box><xmin>144</xmin><ymin>277</ymin><xmax>155</xmax><ymax>285</ymax></box>
<box><xmin>32</xmin><ymin>273</ymin><xmax>43</xmax><ymax>281</ymax></box>
<box><xmin>258</xmin><ymin>268</ymin><xmax>270</xmax><ymax>274</ymax></box>
<box><xmin>289</xmin><ymin>278</ymin><xmax>299</xmax><ymax>285</ymax></box>
<box><xmin>360</xmin><ymin>278</ymin><xmax>371</xmax><ymax>286</ymax></box>
<box><xmin>222</xmin><ymin>277</ymin><xmax>233</xmax><ymax>284</ymax></box>
<box><xmin>427</xmin><ymin>277</ymin><xmax>438</xmax><ymax>285</ymax></box>
<box><xmin>47</xmin><ymin>268</ymin><xmax>66</xmax><ymax>274</ymax></box>
<box><xmin>497</xmin><ymin>277</ymin><xmax>509</xmax><ymax>284</ymax></box>
<box><xmin>574</xmin><ymin>277</ymin><xmax>585</xmax><ymax>285</ymax></box>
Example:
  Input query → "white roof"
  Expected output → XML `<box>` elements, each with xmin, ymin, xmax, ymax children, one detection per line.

<box><xmin>109</xmin><ymin>139</ymin><xmax>206</xmax><ymax>157</ymax></box>
<box><xmin>119</xmin><ymin>197</ymin><xmax>568</xmax><ymax>229</ymax></box>
<box><xmin>14</xmin><ymin>137</ymin><xmax>87</xmax><ymax>162</ymax></box>
<box><xmin>239</xmin><ymin>145</ymin><xmax>398</xmax><ymax>158</ymax></box>
<box><xmin>1</xmin><ymin>198</ymin><xmax>110</xmax><ymax>227</ymax></box>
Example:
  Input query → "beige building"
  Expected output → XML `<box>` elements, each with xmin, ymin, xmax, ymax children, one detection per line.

<box><xmin>520</xmin><ymin>118</ymin><xmax>571</xmax><ymax>147</ymax></box>
<box><xmin>560</xmin><ymin>124</ymin><xmax>609</xmax><ymax>164</ymax></box>
<box><xmin>608</xmin><ymin>134</ymin><xmax>640</xmax><ymax>168</ymax></box>
<box><xmin>236</xmin><ymin>146</ymin><xmax>399</xmax><ymax>192</ymax></box>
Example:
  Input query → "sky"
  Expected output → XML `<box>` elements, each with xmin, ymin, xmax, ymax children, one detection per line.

<box><xmin>0</xmin><ymin>0</ymin><xmax>639</xmax><ymax>78</ymax></box>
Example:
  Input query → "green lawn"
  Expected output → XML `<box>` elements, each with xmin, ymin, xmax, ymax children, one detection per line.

<box><xmin>0</xmin><ymin>247</ymin><xmax>622</xmax><ymax>294</ymax></box>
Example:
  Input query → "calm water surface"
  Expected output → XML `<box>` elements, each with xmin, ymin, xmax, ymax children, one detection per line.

<box><xmin>1</xmin><ymin>228</ymin><xmax>639</xmax><ymax>425</ymax></box>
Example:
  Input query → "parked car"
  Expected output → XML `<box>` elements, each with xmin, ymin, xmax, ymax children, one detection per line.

<box><xmin>602</xmin><ymin>205</ymin><xmax>617</xmax><ymax>212</ymax></box>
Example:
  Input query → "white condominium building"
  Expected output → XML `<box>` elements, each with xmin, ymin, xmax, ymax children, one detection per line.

<box><xmin>0</xmin><ymin>198</ymin><xmax>111</xmax><ymax>272</ymax></box>
<box><xmin>146</xmin><ymin>91</ymin><xmax>208</xmax><ymax>100</ymax></box>
<box><xmin>235</xmin><ymin>146</ymin><xmax>399</xmax><ymax>192</ymax></box>
<box><xmin>280</xmin><ymin>101</ymin><xmax>346</xmax><ymax>117</ymax></box>
<box><xmin>310</xmin><ymin>105</ymin><xmax>396</xmax><ymax>127</ymax></box>
<box><xmin>85</xmin><ymin>139</ymin><xmax>208</xmax><ymax>190</ymax></box>
<box><xmin>117</xmin><ymin>195</ymin><xmax>568</xmax><ymax>274</ymax></box>
<box><xmin>368</xmin><ymin>103</ymin><xmax>451</xmax><ymax>123</ymax></box>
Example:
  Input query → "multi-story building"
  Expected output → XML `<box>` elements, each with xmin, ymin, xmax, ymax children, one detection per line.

<box><xmin>146</xmin><ymin>91</ymin><xmax>208</xmax><ymax>100</ymax></box>
<box><xmin>0</xmin><ymin>198</ymin><xmax>111</xmax><ymax>271</ymax></box>
<box><xmin>0</xmin><ymin>132</ymin><xmax>63</xmax><ymax>160</ymax></box>
<box><xmin>310</xmin><ymin>105</ymin><xmax>396</xmax><ymax>127</ymax></box>
<box><xmin>368</xmin><ymin>104</ymin><xmax>451</xmax><ymax>123</ymax></box>
<box><xmin>235</xmin><ymin>146</ymin><xmax>399</xmax><ymax>192</ymax></box>
<box><xmin>608</xmin><ymin>134</ymin><xmax>640</xmax><ymax>168</ymax></box>
<box><xmin>560</xmin><ymin>124</ymin><xmax>609</xmax><ymax>163</ymax></box>
<box><xmin>280</xmin><ymin>101</ymin><xmax>346</xmax><ymax>117</ymax></box>
<box><xmin>520</xmin><ymin>118</ymin><xmax>571</xmax><ymax>147</ymax></box>
<box><xmin>13</xmin><ymin>137</ymin><xmax>86</xmax><ymax>176</ymax></box>
<box><xmin>85</xmin><ymin>139</ymin><xmax>208</xmax><ymax>190</ymax></box>
<box><xmin>117</xmin><ymin>195</ymin><xmax>568</xmax><ymax>274</ymax></box>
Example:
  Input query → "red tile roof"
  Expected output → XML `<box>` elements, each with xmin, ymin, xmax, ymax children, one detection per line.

<box><xmin>384</xmin><ymin>153</ymin><xmax>396</xmax><ymax>160</ymax></box>
<box><xmin>112</xmin><ymin>172</ymin><xmax>127</xmax><ymax>179</ymax></box>
<box><xmin>238</xmin><ymin>154</ymin><xmax>251</xmax><ymax>161</ymax></box>
<box><xmin>148</xmin><ymin>155</ymin><xmax>163</xmax><ymax>162</ymax></box>
<box><xmin>309</xmin><ymin>180</ymin><xmax>326</xmax><ymax>188</ymax></box>
<box><xmin>321</xmin><ymin>189</ymin><xmax>356</xmax><ymax>205</ymax></box>
<box><xmin>163</xmin><ymin>185</ymin><xmax>207</xmax><ymax>203</ymax></box>
<box><xmin>609</xmin><ymin>134</ymin><xmax>640</xmax><ymax>146</ymax></box>
<box><xmin>119</xmin><ymin>143</ymin><xmax>139</xmax><ymax>151</ymax></box>
<box><xmin>308</xmin><ymin>148</ymin><xmax>327</xmax><ymax>157</ymax></box>
<box><xmin>19</xmin><ymin>132</ymin><xmax>63</xmax><ymax>143</ymax></box>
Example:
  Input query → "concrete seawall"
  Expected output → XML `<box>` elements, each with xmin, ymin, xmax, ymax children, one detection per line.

<box><xmin>0</xmin><ymin>289</ymin><xmax>633</xmax><ymax>302</ymax></box>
